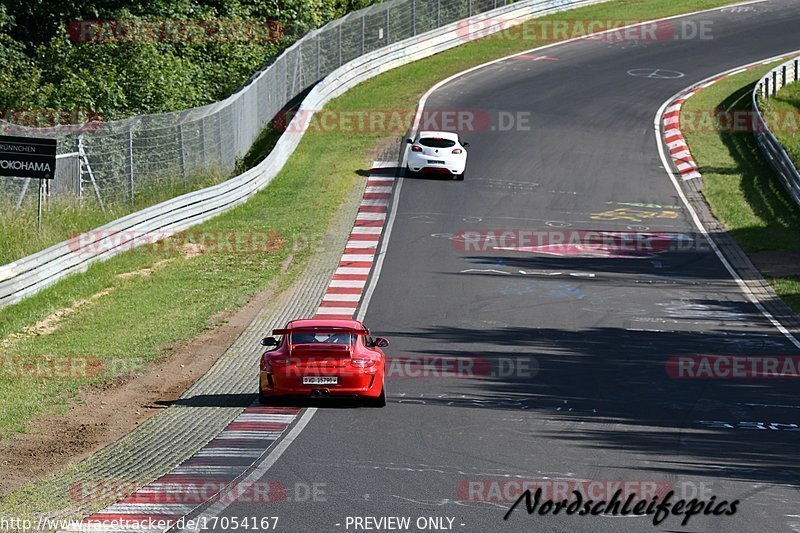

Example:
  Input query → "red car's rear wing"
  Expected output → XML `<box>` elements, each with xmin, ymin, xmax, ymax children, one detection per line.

<box><xmin>272</xmin><ymin>326</ymin><xmax>370</xmax><ymax>336</ymax></box>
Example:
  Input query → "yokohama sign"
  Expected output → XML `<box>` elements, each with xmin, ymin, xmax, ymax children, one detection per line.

<box><xmin>0</xmin><ymin>134</ymin><xmax>57</xmax><ymax>179</ymax></box>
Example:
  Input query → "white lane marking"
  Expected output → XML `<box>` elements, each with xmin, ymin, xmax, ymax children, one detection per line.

<box><xmin>628</xmin><ymin>68</ymin><xmax>684</xmax><ymax>79</ymax></box>
<box><xmin>330</xmin><ymin>279</ymin><xmax>367</xmax><ymax>288</ymax></box>
<box><xmin>365</xmin><ymin>186</ymin><xmax>393</xmax><ymax>194</ymax></box>
<box><xmin>335</xmin><ymin>267</ymin><xmax>371</xmax><ymax>276</ymax></box>
<box><xmin>315</xmin><ymin>307</ymin><xmax>358</xmax><ymax>316</ymax></box>
<box><xmin>351</xmin><ymin>226</ymin><xmax>383</xmax><ymax>234</ymax></box>
<box><xmin>361</xmin><ymin>199</ymin><xmax>390</xmax><ymax>206</ymax></box>
<box><xmin>654</xmin><ymin>52</ymin><xmax>800</xmax><ymax>350</ymax></box>
<box><xmin>345</xmin><ymin>241</ymin><xmax>379</xmax><ymax>249</ymax></box>
<box><xmin>193</xmin><ymin>449</ymin><xmax>264</xmax><ymax>457</ymax></box>
<box><xmin>357</xmin><ymin>196</ymin><xmax>400</xmax><ymax>321</ymax></box>
<box><xmin>668</xmin><ymin>139</ymin><xmax>687</xmax><ymax>149</ymax></box>
<box><xmin>170</xmin><ymin>466</ymin><xmax>243</xmax><ymax>474</ymax></box>
<box><xmin>216</xmin><ymin>431</ymin><xmax>285</xmax><ymax>439</ymax></box>
<box><xmin>176</xmin><ymin>407</ymin><xmax>317</xmax><ymax>528</ymax></box>
<box><xmin>322</xmin><ymin>293</ymin><xmax>362</xmax><ymax>302</ymax></box>
<box><xmin>356</xmin><ymin>212</ymin><xmax>386</xmax><ymax>221</ymax></box>
<box><xmin>236</xmin><ymin>413</ymin><xmax>297</xmax><ymax>422</ymax></box>
<box><xmin>341</xmin><ymin>254</ymin><xmax>376</xmax><ymax>262</ymax></box>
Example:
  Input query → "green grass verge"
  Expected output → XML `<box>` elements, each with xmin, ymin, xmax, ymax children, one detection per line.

<box><xmin>0</xmin><ymin>169</ymin><xmax>233</xmax><ymax>265</ymax></box>
<box><xmin>680</xmin><ymin>60</ymin><xmax>800</xmax><ymax>312</ymax></box>
<box><xmin>0</xmin><ymin>0</ymin><xmax>746</xmax><ymax>514</ymax></box>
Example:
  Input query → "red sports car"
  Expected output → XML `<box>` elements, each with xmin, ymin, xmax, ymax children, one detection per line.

<box><xmin>258</xmin><ymin>319</ymin><xmax>389</xmax><ymax>406</ymax></box>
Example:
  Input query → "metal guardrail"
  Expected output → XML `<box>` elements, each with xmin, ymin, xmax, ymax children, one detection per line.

<box><xmin>752</xmin><ymin>56</ymin><xmax>800</xmax><ymax>206</ymax></box>
<box><xmin>0</xmin><ymin>0</ymin><xmax>541</xmax><ymax>206</ymax></box>
<box><xmin>0</xmin><ymin>0</ymin><xmax>604</xmax><ymax>308</ymax></box>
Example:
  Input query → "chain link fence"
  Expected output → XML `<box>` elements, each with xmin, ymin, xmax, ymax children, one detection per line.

<box><xmin>0</xmin><ymin>0</ymin><xmax>516</xmax><ymax>209</ymax></box>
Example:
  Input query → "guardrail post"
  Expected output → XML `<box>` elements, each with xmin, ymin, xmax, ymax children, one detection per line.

<box><xmin>338</xmin><ymin>25</ymin><xmax>343</xmax><ymax>67</ymax></box>
<box><xmin>76</xmin><ymin>137</ymin><xmax>83</xmax><ymax>204</ymax></box>
<box><xmin>177</xmin><ymin>124</ymin><xmax>186</xmax><ymax>180</ymax></box>
<box><xmin>412</xmin><ymin>0</ymin><xmax>416</xmax><ymax>35</ymax></box>
<box><xmin>468</xmin><ymin>0</ymin><xmax>472</xmax><ymax>17</ymax></box>
<box><xmin>217</xmin><ymin>113</ymin><xmax>223</xmax><ymax>165</ymax></box>
<box><xmin>795</xmin><ymin>59</ymin><xmax>798</xmax><ymax>82</ymax></box>
<box><xmin>78</xmin><ymin>135</ymin><xmax>104</xmax><ymax>210</ymax></box>
<box><xmin>361</xmin><ymin>16</ymin><xmax>366</xmax><ymax>55</ymax></box>
<box><xmin>127</xmin><ymin>128</ymin><xmax>134</xmax><ymax>203</ymax></box>
<box><xmin>316</xmin><ymin>33</ymin><xmax>321</xmax><ymax>79</ymax></box>
<box><xmin>772</xmin><ymin>70</ymin><xmax>777</xmax><ymax>94</ymax></box>
<box><xmin>386</xmin><ymin>7</ymin><xmax>390</xmax><ymax>43</ymax></box>
<box><xmin>199</xmin><ymin>117</ymin><xmax>206</xmax><ymax>164</ymax></box>
<box><xmin>765</xmin><ymin>77</ymin><xmax>770</xmax><ymax>97</ymax></box>
<box><xmin>436</xmin><ymin>0</ymin><xmax>441</xmax><ymax>27</ymax></box>
<box><xmin>782</xmin><ymin>65</ymin><xmax>786</xmax><ymax>87</ymax></box>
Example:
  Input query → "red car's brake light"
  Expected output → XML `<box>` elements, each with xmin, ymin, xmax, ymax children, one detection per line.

<box><xmin>351</xmin><ymin>357</ymin><xmax>378</xmax><ymax>368</ymax></box>
<box><xmin>411</xmin><ymin>145</ymin><xmax>423</xmax><ymax>152</ymax></box>
<box><xmin>452</xmin><ymin>148</ymin><xmax>463</xmax><ymax>154</ymax></box>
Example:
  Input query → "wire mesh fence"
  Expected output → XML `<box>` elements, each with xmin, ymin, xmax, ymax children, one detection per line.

<box><xmin>0</xmin><ymin>0</ymin><xmax>518</xmax><ymax>214</ymax></box>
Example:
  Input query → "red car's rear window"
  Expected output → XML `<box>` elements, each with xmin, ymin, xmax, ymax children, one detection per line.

<box><xmin>419</xmin><ymin>137</ymin><xmax>456</xmax><ymax>148</ymax></box>
<box><xmin>290</xmin><ymin>332</ymin><xmax>355</xmax><ymax>345</ymax></box>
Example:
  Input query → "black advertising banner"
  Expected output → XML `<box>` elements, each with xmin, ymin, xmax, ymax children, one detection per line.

<box><xmin>0</xmin><ymin>134</ymin><xmax>57</xmax><ymax>180</ymax></box>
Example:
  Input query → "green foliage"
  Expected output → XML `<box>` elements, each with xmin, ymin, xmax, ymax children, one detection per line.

<box><xmin>0</xmin><ymin>0</ymin><xmax>378</xmax><ymax>120</ymax></box>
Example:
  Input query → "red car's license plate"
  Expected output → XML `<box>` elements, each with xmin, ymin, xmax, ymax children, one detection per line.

<box><xmin>303</xmin><ymin>376</ymin><xmax>338</xmax><ymax>385</ymax></box>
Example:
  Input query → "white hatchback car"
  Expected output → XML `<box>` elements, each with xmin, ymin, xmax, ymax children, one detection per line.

<box><xmin>406</xmin><ymin>131</ymin><xmax>468</xmax><ymax>180</ymax></box>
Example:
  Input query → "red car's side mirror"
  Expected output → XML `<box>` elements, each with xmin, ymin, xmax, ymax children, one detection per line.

<box><xmin>374</xmin><ymin>337</ymin><xmax>390</xmax><ymax>348</ymax></box>
<box><xmin>261</xmin><ymin>336</ymin><xmax>278</xmax><ymax>347</ymax></box>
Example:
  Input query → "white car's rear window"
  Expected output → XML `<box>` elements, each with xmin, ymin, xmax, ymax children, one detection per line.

<box><xmin>419</xmin><ymin>137</ymin><xmax>456</xmax><ymax>148</ymax></box>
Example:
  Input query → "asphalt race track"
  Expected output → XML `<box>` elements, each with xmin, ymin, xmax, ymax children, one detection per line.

<box><xmin>189</xmin><ymin>2</ymin><xmax>800</xmax><ymax>532</ymax></box>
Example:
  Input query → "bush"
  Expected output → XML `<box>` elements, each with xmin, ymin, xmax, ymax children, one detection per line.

<box><xmin>0</xmin><ymin>0</ymin><xmax>380</xmax><ymax>120</ymax></box>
